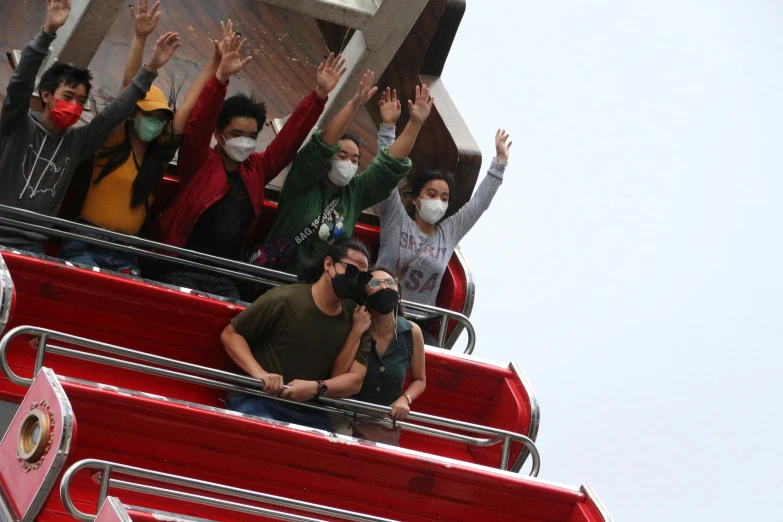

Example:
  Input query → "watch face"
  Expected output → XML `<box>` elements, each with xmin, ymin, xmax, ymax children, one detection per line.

<box><xmin>318</xmin><ymin>382</ymin><xmax>328</xmax><ymax>397</ymax></box>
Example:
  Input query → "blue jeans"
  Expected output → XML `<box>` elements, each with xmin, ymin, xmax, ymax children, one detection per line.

<box><xmin>0</xmin><ymin>241</ymin><xmax>45</xmax><ymax>256</ymax></box>
<box><xmin>59</xmin><ymin>234</ymin><xmax>141</xmax><ymax>276</ymax></box>
<box><xmin>224</xmin><ymin>395</ymin><xmax>334</xmax><ymax>433</ymax></box>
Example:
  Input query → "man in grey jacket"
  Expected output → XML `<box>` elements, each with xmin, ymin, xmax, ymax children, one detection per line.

<box><xmin>0</xmin><ymin>0</ymin><xmax>181</xmax><ymax>253</ymax></box>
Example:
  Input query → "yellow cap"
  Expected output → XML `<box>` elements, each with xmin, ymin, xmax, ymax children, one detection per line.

<box><xmin>136</xmin><ymin>85</ymin><xmax>174</xmax><ymax>118</ymax></box>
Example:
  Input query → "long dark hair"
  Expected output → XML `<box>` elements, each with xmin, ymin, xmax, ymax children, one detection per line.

<box><xmin>403</xmin><ymin>169</ymin><xmax>455</xmax><ymax>220</ymax></box>
<box><xmin>92</xmin><ymin>80</ymin><xmax>183</xmax><ymax>210</ymax></box>
<box><xmin>297</xmin><ymin>238</ymin><xmax>372</xmax><ymax>284</ymax></box>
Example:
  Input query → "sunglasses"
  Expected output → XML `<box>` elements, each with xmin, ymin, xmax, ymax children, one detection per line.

<box><xmin>336</xmin><ymin>261</ymin><xmax>372</xmax><ymax>285</ymax></box>
<box><xmin>367</xmin><ymin>278</ymin><xmax>397</xmax><ymax>289</ymax></box>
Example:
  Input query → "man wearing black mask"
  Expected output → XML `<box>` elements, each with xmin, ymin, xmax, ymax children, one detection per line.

<box><xmin>220</xmin><ymin>238</ymin><xmax>372</xmax><ymax>431</ymax></box>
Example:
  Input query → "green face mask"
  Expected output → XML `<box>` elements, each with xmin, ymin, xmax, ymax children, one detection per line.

<box><xmin>133</xmin><ymin>116</ymin><xmax>166</xmax><ymax>142</ymax></box>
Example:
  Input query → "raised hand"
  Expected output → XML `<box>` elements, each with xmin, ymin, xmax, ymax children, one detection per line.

<box><xmin>147</xmin><ymin>32</ymin><xmax>181</xmax><ymax>72</ymax></box>
<box><xmin>408</xmin><ymin>83</ymin><xmax>434</xmax><ymax>125</ymax></box>
<box><xmin>495</xmin><ymin>129</ymin><xmax>512</xmax><ymax>161</ymax></box>
<box><xmin>130</xmin><ymin>0</ymin><xmax>161</xmax><ymax>37</ymax></box>
<box><xmin>352</xmin><ymin>305</ymin><xmax>371</xmax><ymax>334</ymax></box>
<box><xmin>349</xmin><ymin>70</ymin><xmax>378</xmax><ymax>107</ymax></box>
<box><xmin>216</xmin><ymin>33</ymin><xmax>253</xmax><ymax>84</ymax></box>
<box><xmin>44</xmin><ymin>0</ymin><xmax>71</xmax><ymax>34</ymax></box>
<box><xmin>315</xmin><ymin>53</ymin><xmax>347</xmax><ymax>99</ymax></box>
<box><xmin>210</xmin><ymin>19</ymin><xmax>234</xmax><ymax>64</ymax></box>
<box><xmin>379</xmin><ymin>87</ymin><xmax>401</xmax><ymax>125</ymax></box>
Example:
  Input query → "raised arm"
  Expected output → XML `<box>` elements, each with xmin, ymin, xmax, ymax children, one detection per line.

<box><xmin>176</xmin><ymin>30</ymin><xmax>250</xmax><ymax>181</ymax></box>
<box><xmin>171</xmin><ymin>21</ymin><xmax>229</xmax><ymax>134</ymax></box>
<box><xmin>377</xmin><ymin>87</ymin><xmax>400</xmax><ymax>153</ymax></box>
<box><xmin>122</xmin><ymin>0</ymin><xmax>161</xmax><ymax>89</ymax></box>
<box><xmin>0</xmin><ymin>0</ymin><xmax>69</xmax><ymax>137</ymax></box>
<box><xmin>254</xmin><ymin>53</ymin><xmax>346</xmax><ymax>185</ymax></box>
<box><xmin>390</xmin><ymin>323</ymin><xmax>427</xmax><ymax>420</ymax></box>
<box><xmin>387</xmin><ymin>83</ymin><xmax>433</xmax><ymax>160</ymax></box>
<box><xmin>79</xmin><ymin>32</ymin><xmax>180</xmax><ymax>158</ymax></box>
<box><xmin>444</xmin><ymin>130</ymin><xmax>511</xmax><ymax>242</ymax></box>
<box><xmin>321</xmin><ymin>68</ymin><xmax>376</xmax><ymax>147</ymax></box>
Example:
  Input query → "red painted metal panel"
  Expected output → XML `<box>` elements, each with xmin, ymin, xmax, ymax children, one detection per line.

<box><xmin>40</xmin><ymin>379</ymin><xmax>580</xmax><ymax>522</ymax></box>
<box><xmin>0</xmin><ymin>252</ymin><xmax>535</xmax><ymax>470</ymax></box>
<box><xmin>0</xmin><ymin>369</ymin><xmax>75</xmax><ymax>521</ymax></box>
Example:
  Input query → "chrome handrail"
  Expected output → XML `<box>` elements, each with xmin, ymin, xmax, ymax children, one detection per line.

<box><xmin>0</xmin><ymin>253</ymin><xmax>13</xmax><ymax>336</ymax></box>
<box><xmin>0</xmin><ymin>205</ymin><xmax>476</xmax><ymax>354</ymax></box>
<box><xmin>0</xmin><ymin>326</ymin><xmax>539</xmax><ymax>475</ymax></box>
<box><xmin>61</xmin><ymin>459</ymin><xmax>398</xmax><ymax>522</ymax></box>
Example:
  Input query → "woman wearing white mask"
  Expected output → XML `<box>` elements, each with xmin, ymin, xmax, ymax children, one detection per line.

<box><xmin>375</xmin><ymin>127</ymin><xmax>513</xmax><ymax>317</ymax></box>
<box><xmin>258</xmin><ymin>77</ymin><xmax>434</xmax><ymax>276</ymax></box>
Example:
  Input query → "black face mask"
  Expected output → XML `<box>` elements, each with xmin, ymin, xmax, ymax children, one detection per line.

<box><xmin>366</xmin><ymin>288</ymin><xmax>399</xmax><ymax>314</ymax></box>
<box><xmin>330</xmin><ymin>263</ymin><xmax>371</xmax><ymax>300</ymax></box>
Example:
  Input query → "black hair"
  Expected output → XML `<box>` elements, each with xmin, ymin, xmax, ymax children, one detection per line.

<box><xmin>38</xmin><ymin>63</ymin><xmax>93</xmax><ymax>99</ymax></box>
<box><xmin>297</xmin><ymin>238</ymin><xmax>372</xmax><ymax>284</ymax></box>
<box><xmin>91</xmin><ymin>80</ymin><xmax>183</xmax><ymax>210</ymax></box>
<box><xmin>403</xmin><ymin>169</ymin><xmax>455</xmax><ymax>219</ymax></box>
<box><xmin>217</xmin><ymin>93</ymin><xmax>267</xmax><ymax>131</ymax></box>
<box><xmin>341</xmin><ymin>131</ymin><xmax>360</xmax><ymax>151</ymax></box>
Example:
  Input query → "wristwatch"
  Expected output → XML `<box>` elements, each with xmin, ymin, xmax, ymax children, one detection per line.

<box><xmin>316</xmin><ymin>380</ymin><xmax>328</xmax><ymax>398</ymax></box>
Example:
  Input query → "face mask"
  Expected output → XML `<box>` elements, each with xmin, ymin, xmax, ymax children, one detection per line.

<box><xmin>366</xmin><ymin>288</ymin><xmax>399</xmax><ymax>315</ymax></box>
<box><xmin>50</xmin><ymin>98</ymin><xmax>84</xmax><ymax>129</ymax></box>
<box><xmin>133</xmin><ymin>116</ymin><xmax>166</xmax><ymax>142</ymax></box>
<box><xmin>328</xmin><ymin>160</ymin><xmax>358</xmax><ymax>187</ymax></box>
<box><xmin>221</xmin><ymin>136</ymin><xmax>256</xmax><ymax>162</ymax></box>
<box><xmin>417</xmin><ymin>198</ymin><xmax>448</xmax><ymax>224</ymax></box>
<box><xmin>329</xmin><ymin>262</ymin><xmax>370</xmax><ymax>300</ymax></box>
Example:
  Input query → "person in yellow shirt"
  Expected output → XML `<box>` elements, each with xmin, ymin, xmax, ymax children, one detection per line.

<box><xmin>60</xmin><ymin>2</ymin><xmax>235</xmax><ymax>275</ymax></box>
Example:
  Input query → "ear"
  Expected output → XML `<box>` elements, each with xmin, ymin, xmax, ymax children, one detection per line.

<box><xmin>40</xmin><ymin>90</ymin><xmax>52</xmax><ymax>106</ymax></box>
<box><xmin>323</xmin><ymin>256</ymin><xmax>333</xmax><ymax>273</ymax></box>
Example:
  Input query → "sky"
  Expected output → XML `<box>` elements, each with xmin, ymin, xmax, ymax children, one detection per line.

<box><xmin>441</xmin><ymin>1</ymin><xmax>783</xmax><ymax>520</ymax></box>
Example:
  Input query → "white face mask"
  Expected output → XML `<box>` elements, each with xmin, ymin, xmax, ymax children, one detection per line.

<box><xmin>328</xmin><ymin>159</ymin><xmax>359</xmax><ymax>187</ymax></box>
<box><xmin>220</xmin><ymin>135</ymin><xmax>256</xmax><ymax>162</ymax></box>
<box><xmin>416</xmin><ymin>198</ymin><xmax>448</xmax><ymax>224</ymax></box>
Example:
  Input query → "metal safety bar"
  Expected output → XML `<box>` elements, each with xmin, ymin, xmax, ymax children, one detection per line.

<box><xmin>0</xmin><ymin>204</ymin><xmax>475</xmax><ymax>354</ymax></box>
<box><xmin>0</xmin><ymin>326</ymin><xmax>539</xmax><ymax>475</ymax></box>
<box><xmin>61</xmin><ymin>458</ymin><xmax>399</xmax><ymax>522</ymax></box>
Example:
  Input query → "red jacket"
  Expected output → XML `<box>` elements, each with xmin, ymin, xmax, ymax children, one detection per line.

<box><xmin>154</xmin><ymin>76</ymin><xmax>325</xmax><ymax>248</ymax></box>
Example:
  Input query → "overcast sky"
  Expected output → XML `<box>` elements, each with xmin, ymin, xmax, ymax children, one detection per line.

<box><xmin>442</xmin><ymin>1</ymin><xmax>782</xmax><ymax>520</ymax></box>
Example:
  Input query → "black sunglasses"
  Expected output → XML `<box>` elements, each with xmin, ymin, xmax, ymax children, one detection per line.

<box><xmin>337</xmin><ymin>261</ymin><xmax>372</xmax><ymax>285</ymax></box>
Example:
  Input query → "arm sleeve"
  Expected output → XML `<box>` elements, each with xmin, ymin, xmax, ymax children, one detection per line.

<box><xmin>176</xmin><ymin>75</ymin><xmax>228</xmax><ymax>184</ymax></box>
<box><xmin>0</xmin><ymin>30</ymin><xmax>55</xmax><ymax>137</ymax></box>
<box><xmin>78</xmin><ymin>66</ymin><xmax>157</xmax><ymax>159</ymax></box>
<box><xmin>279</xmin><ymin>130</ymin><xmax>341</xmax><ymax>205</ymax></box>
<box><xmin>377</xmin><ymin>123</ymin><xmax>396</xmax><ymax>154</ymax></box>
<box><xmin>254</xmin><ymin>90</ymin><xmax>326</xmax><ymax>187</ymax></box>
<box><xmin>354</xmin><ymin>330</ymin><xmax>371</xmax><ymax>366</ymax></box>
<box><xmin>230</xmin><ymin>291</ymin><xmax>285</xmax><ymax>347</ymax></box>
<box><xmin>355</xmin><ymin>148</ymin><xmax>412</xmax><ymax>210</ymax></box>
<box><xmin>442</xmin><ymin>159</ymin><xmax>505</xmax><ymax>243</ymax></box>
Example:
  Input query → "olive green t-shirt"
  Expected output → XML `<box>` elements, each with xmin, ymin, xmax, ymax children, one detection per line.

<box><xmin>231</xmin><ymin>283</ymin><xmax>370</xmax><ymax>383</ymax></box>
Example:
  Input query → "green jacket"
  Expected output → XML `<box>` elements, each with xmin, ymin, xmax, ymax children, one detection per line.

<box><xmin>267</xmin><ymin>130</ymin><xmax>412</xmax><ymax>274</ymax></box>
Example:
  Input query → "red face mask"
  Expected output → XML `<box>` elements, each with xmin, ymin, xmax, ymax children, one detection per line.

<box><xmin>49</xmin><ymin>98</ymin><xmax>84</xmax><ymax>128</ymax></box>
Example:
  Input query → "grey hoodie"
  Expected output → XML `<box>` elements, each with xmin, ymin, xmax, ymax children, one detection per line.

<box><xmin>0</xmin><ymin>30</ymin><xmax>157</xmax><ymax>246</ymax></box>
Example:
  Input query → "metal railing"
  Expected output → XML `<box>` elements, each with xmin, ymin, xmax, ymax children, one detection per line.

<box><xmin>0</xmin><ymin>204</ymin><xmax>475</xmax><ymax>354</ymax></box>
<box><xmin>61</xmin><ymin>459</ymin><xmax>398</xmax><ymax>522</ymax></box>
<box><xmin>0</xmin><ymin>326</ymin><xmax>539</xmax><ymax>475</ymax></box>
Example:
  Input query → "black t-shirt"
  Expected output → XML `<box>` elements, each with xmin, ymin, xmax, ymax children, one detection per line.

<box><xmin>185</xmin><ymin>169</ymin><xmax>254</xmax><ymax>260</ymax></box>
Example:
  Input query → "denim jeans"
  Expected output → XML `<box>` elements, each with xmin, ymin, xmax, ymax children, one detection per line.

<box><xmin>164</xmin><ymin>269</ymin><xmax>240</xmax><ymax>300</ymax></box>
<box><xmin>224</xmin><ymin>395</ymin><xmax>334</xmax><ymax>433</ymax></box>
<box><xmin>59</xmin><ymin>234</ymin><xmax>141</xmax><ymax>276</ymax></box>
<box><xmin>0</xmin><ymin>241</ymin><xmax>45</xmax><ymax>256</ymax></box>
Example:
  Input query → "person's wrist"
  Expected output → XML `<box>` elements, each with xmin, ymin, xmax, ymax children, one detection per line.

<box><xmin>310</xmin><ymin>380</ymin><xmax>321</xmax><ymax>397</ymax></box>
<box><xmin>43</xmin><ymin>23</ymin><xmax>58</xmax><ymax>35</ymax></box>
<box><xmin>216</xmin><ymin>70</ymin><xmax>230</xmax><ymax>84</ymax></box>
<box><xmin>315</xmin><ymin>86</ymin><xmax>329</xmax><ymax>100</ymax></box>
<box><xmin>382</xmin><ymin>118</ymin><xmax>398</xmax><ymax>126</ymax></box>
<box><xmin>494</xmin><ymin>156</ymin><xmax>509</xmax><ymax>165</ymax></box>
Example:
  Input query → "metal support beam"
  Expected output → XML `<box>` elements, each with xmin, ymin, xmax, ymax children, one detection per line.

<box><xmin>313</xmin><ymin>0</ymin><xmax>430</xmax><ymax>128</ymax></box>
<box><xmin>254</xmin><ymin>0</ymin><xmax>380</xmax><ymax>30</ymax></box>
<box><xmin>38</xmin><ymin>0</ymin><xmax>124</xmax><ymax>77</ymax></box>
